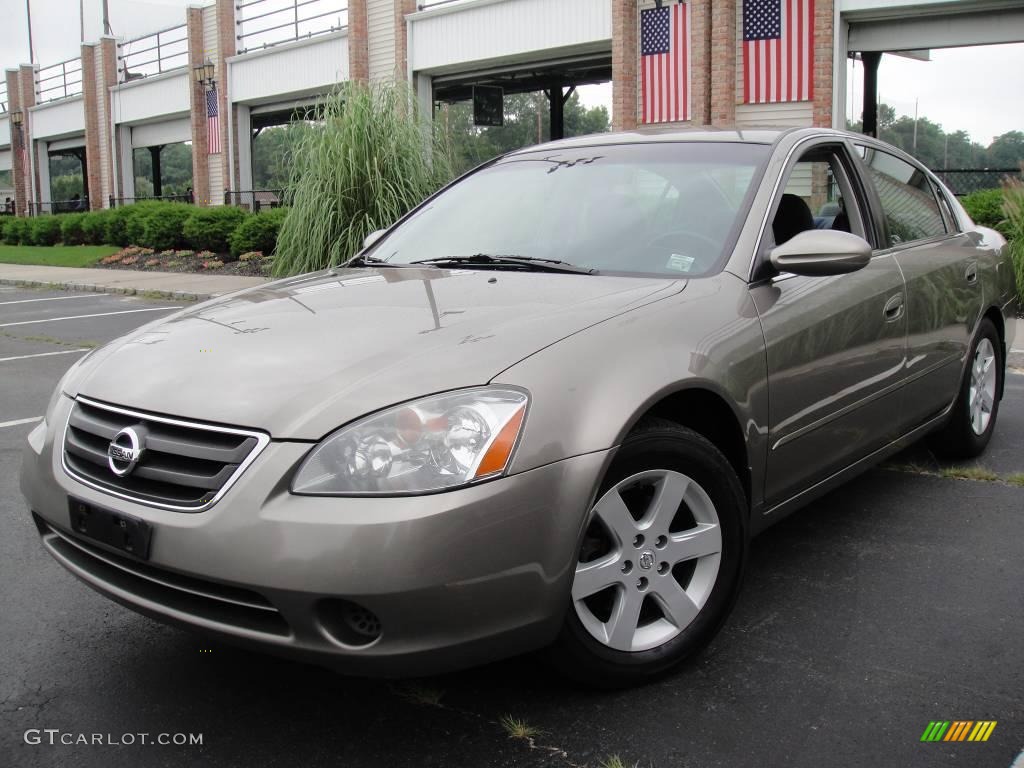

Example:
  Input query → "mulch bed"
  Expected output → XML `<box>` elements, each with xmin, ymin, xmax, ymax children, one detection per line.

<box><xmin>91</xmin><ymin>246</ymin><xmax>272</xmax><ymax>277</ymax></box>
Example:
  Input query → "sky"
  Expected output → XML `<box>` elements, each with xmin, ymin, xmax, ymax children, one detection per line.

<box><xmin>3</xmin><ymin>1</ymin><xmax>1021</xmax><ymax>147</ymax></box>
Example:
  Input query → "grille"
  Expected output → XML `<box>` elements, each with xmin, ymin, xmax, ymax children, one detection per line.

<box><xmin>62</xmin><ymin>397</ymin><xmax>269</xmax><ymax>512</ymax></box>
<box><xmin>38</xmin><ymin>517</ymin><xmax>290</xmax><ymax>638</ymax></box>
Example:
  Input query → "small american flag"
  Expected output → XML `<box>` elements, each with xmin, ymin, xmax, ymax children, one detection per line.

<box><xmin>640</xmin><ymin>2</ymin><xmax>690</xmax><ymax>124</ymax></box>
<box><xmin>743</xmin><ymin>0</ymin><xmax>814</xmax><ymax>104</ymax></box>
<box><xmin>206</xmin><ymin>88</ymin><xmax>221</xmax><ymax>154</ymax></box>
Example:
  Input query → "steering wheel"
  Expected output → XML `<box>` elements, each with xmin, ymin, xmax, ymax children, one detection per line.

<box><xmin>638</xmin><ymin>230</ymin><xmax>721</xmax><ymax>272</ymax></box>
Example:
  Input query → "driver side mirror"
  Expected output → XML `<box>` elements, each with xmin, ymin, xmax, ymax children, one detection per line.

<box><xmin>362</xmin><ymin>229</ymin><xmax>387</xmax><ymax>250</ymax></box>
<box><xmin>769</xmin><ymin>230</ymin><xmax>872</xmax><ymax>277</ymax></box>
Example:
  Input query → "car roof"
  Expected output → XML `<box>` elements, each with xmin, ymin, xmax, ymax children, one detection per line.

<box><xmin>505</xmin><ymin>126</ymin><xmax>850</xmax><ymax>155</ymax></box>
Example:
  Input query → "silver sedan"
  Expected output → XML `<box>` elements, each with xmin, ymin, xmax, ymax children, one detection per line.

<box><xmin>21</xmin><ymin>128</ymin><xmax>1017</xmax><ymax>686</ymax></box>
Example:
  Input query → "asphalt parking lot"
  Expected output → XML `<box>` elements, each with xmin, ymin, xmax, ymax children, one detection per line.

<box><xmin>1</xmin><ymin>284</ymin><xmax>1022</xmax><ymax>768</ymax></box>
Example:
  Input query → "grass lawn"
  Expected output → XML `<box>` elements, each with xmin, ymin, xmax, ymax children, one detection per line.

<box><xmin>0</xmin><ymin>244</ymin><xmax>119</xmax><ymax>268</ymax></box>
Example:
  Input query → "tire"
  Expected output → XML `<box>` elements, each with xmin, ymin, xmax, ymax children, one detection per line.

<box><xmin>548</xmin><ymin>418</ymin><xmax>748</xmax><ymax>688</ymax></box>
<box><xmin>930</xmin><ymin>318</ymin><xmax>1003</xmax><ymax>459</ymax></box>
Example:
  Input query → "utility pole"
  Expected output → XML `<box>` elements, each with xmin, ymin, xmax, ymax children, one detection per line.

<box><xmin>25</xmin><ymin>0</ymin><xmax>35</xmax><ymax>62</ymax></box>
<box><xmin>103</xmin><ymin>0</ymin><xmax>112</xmax><ymax>35</ymax></box>
<box><xmin>80</xmin><ymin>0</ymin><xmax>85</xmax><ymax>43</ymax></box>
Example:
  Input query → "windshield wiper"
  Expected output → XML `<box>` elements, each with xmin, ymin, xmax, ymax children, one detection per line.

<box><xmin>410</xmin><ymin>253</ymin><xmax>596</xmax><ymax>274</ymax></box>
<box><xmin>344</xmin><ymin>254</ymin><xmax>422</xmax><ymax>268</ymax></box>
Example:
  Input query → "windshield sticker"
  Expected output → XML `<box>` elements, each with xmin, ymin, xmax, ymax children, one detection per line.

<box><xmin>667</xmin><ymin>253</ymin><xmax>695</xmax><ymax>272</ymax></box>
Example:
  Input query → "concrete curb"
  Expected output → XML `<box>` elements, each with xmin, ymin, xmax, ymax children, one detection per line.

<box><xmin>0</xmin><ymin>277</ymin><xmax>204</xmax><ymax>302</ymax></box>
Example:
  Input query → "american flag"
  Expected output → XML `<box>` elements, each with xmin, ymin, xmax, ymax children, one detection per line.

<box><xmin>206</xmin><ymin>88</ymin><xmax>221</xmax><ymax>154</ymax></box>
<box><xmin>743</xmin><ymin>0</ymin><xmax>814</xmax><ymax>104</ymax></box>
<box><xmin>640</xmin><ymin>2</ymin><xmax>690</xmax><ymax>124</ymax></box>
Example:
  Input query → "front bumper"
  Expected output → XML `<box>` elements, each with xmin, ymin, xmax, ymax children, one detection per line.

<box><xmin>21</xmin><ymin>395</ymin><xmax>611</xmax><ymax>676</ymax></box>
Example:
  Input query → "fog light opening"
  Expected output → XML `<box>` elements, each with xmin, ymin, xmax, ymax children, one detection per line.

<box><xmin>317</xmin><ymin>599</ymin><xmax>382</xmax><ymax>648</ymax></box>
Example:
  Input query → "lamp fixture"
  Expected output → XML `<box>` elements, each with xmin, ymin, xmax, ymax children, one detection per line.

<box><xmin>10</xmin><ymin>110</ymin><xmax>24</xmax><ymax>127</ymax></box>
<box><xmin>192</xmin><ymin>61</ymin><xmax>216</xmax><ymax>87</ymax></box>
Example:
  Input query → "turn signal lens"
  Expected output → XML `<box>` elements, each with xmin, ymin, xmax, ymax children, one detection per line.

<box><xmin>473</xmin><ymin>404</ymin><xmax>526</xmax><ymax>478</ymax></box>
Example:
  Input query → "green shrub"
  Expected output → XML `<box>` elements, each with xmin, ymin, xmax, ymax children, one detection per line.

<box><xmin>2</xmin><ymin>216</ymin><xmax>31</xmax><ymax>244</ymax></box>
<box><xmin>273</xmin><ymin>81</ymin><xmax>454</xmax><ymax>276</ymax></box>
<box><xmin>29</xmin><ymin>215</ymin><xmax>64</xmax><ymax>246</ymax></box>
<box><xmin>229</xmin><ymin>207</ymin><xmax>288</xmax><ymax>257</ymax></box>
<box><xmin>140</xmin><ymin>203</ymin><xmax>193</xmax><ymax>251</ymax></box>
<box><xmin>60</xmin><ymin>213</ymin><xmax>88</xmax><ymax>245</ymax></box>
<box><xmin>1002</xmin><ymin>180</ymin><xmax>1024</xmax><ymax>306</ymax></box>
<box><xmin>80</xmin><ymin>210</ymin><xmax>113</xmax><ymax>245</ymax></box>
<box><xmin>962</xmin><ymin>188</ymin><xmax>1011</xmax><ymax>237</ymax></box>
<box><xmin>105</xmin><ymin>205</ymin><xmax>137</xmax><ymax>246</ymax></box>
<box><xmin>183</xmin><ymin>206</ymin><xmax>249</xmax><ymax>256</ymax></box>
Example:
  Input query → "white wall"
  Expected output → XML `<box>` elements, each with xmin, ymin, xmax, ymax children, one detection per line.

<box><xmin>368</xmin><ymin>0</ymin><xmax>397</xmax><ymax>81</ymax></box>
<box><xmin>30</xmin><ymin>96</ymin><xmax>86</xmax><ymax>140</ymax></box>
<box><xmin>229</xmin><ymin>32</ymin><xmax>350</xmax><ymax>104</ymax></box>
<box><xmin>110</xmin><ymin>72</ymin><xmax>191</xmax><ymax>126</ymax></box>
<box><xmin>0</xmin><ymin>116</ymin><xmax>9</xmax><ymax>148</ymax></box>
<box><xmin>408</xmin><ymin>0</ymin><xmax>612</xmax><ymax>73</ymax></box>
<box><xmin>131</xmin><ymin>118</ymin><xmax>192</xmax><ymax>147</ymax></box>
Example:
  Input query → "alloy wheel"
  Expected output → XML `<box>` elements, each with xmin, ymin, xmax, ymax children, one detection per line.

<box><xmin>968</xmin><ymin>337</ymin><xmax>997</xmax><ymax>436</ymax></box>
<box><xmin>572</xmin><ymin>469</ymin><xmax>722</xmax><ymax>653</ymax></box>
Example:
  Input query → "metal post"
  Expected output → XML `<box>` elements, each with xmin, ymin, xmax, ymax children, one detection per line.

<box><xmin>549</xmin><ymin>82</ymin><xmax>564</xmax><ymax>142</ymax></box>
<box><xmin>861</xmin><ymin>51</ymin><xmax>881</xmax><ymax>138</ymax></box>
<box><xmin>149</xmin><ymin>145</ymin><xmax>164</xmax><ymax>197</ymax></box>
<box><xmin>294</xmin><ymin>1</ymin><xmax>299</xmax><ymax>43</ymax></box>
<box><xmin>25</xmin><ymin>0</ymin><xmax>35</xmax><ymax>63</ymax></box>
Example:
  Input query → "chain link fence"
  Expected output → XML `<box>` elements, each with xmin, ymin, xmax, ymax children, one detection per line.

<box><xmin>932</xmin><ymin>168</ymin><xmax>1023</xmax><ymax>197</ymax></box>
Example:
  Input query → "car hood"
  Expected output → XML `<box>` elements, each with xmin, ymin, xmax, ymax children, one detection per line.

<box><xmin>69</xmin><ymin>267</ymin><xmax>685</xmax><ymax>439</ymax></box>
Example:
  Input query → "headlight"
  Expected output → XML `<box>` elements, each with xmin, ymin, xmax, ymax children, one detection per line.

<box><xmin>291</xmin><ymin>388</ymin><xmax>529</xmax><ymax>496</ymax></box>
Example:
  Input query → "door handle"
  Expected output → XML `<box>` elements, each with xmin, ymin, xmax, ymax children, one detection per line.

<box><xmin>965</xmin><ymin>262</ymin><xmax>978</xmax><ymax>284</ymax></box>
<box><xmin>883</xmin><ymin>293</ymin><xmax>904</xmax><ymax>322</ymax></box>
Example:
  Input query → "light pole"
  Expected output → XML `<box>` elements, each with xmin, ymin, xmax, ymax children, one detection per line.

<box><xmin>25</xmin><ymin>0</ymin><xmax>35</xmax><ymax>62</ymax></box>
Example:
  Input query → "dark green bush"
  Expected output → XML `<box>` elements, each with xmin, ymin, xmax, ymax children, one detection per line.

<box><xmin>29</xmin><ymin>215</ymin><xmax>64</xmax><ymax>246</ymax></box>
<box><xmin>140</xmin><ymin>203</ymin><xmax>193</xmax><ymax>251</ymax></box>
<box><xmin>1</xmin><ymin>216</ymin><xmax>30</xmax><ymax>244</ymax></box>
<box><xmin>60</xmin><ymin>213</ymin><xmax>88</xmax><ymax>245</ymax></box>
<box><xmin>105</xmin><ymin>205</ymin><xmax>137</xmax><ymax>246</ymax></box>
<box><xmin>80</xmin><ymin>210</ymin><xmax>113</xmax><ymax>245</ymax></box>
<box><xmin>183</xmin><ymin>206</ymin><xmax>249</xmax><ymax>256</ymax></box>
<box><xmin>229</xmin><ymin>207</ymin><xmax>288</xmax><ymax>257</ymax></box>
<box><xmin>962</xmin><ymin>188</ymin><xmax>1011</xmax><ymax>237</ymax></box>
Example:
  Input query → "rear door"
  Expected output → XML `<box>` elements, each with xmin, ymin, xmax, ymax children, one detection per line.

<box><xmin>852</xmin><ymin>143</ymin><xmax>984</xmax><ymax>430</ymax></box>
<box><xmin>751</xmin><ymin>139</ymin><xmax>908</xmax><ymax>506</ymax></box>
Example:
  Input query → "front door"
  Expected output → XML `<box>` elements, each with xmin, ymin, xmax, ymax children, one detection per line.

<box><xmin>751</xmin><ymin>141</ymin><xmax>908</xmax><ymax>506</ymax></box>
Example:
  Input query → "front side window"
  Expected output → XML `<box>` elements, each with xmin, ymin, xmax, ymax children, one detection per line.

<box><xmin>857</xmin><ymin>146</ymin><xmax>947</xmax><ymax>247</ymax></box>
<box><xmin>372</xmin><ymin>143</ymin><xmax>769</xmax><ymax>277</ymax></box>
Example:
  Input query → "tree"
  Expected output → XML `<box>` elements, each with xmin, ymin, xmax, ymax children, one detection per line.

<box><xmin>442</xmin><ymin>90</ymin><xmax>611</xmax><ymax>173</ymax></box>
<box><xmin>985</xmin><ymin>131</ymin><xmax>1024</xmax><ymax>169</ymax></box>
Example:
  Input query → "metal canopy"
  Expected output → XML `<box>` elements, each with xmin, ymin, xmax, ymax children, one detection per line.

<box><xmin>431</xmin><ymin>55</ymin><xmax>611</xmax><ymax>104</ymax></box>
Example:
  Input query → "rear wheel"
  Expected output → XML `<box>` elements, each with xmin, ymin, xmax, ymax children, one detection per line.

<box><xmin>550</xmin><ymin>419</ymin><xmax>747</xmax><ymax>687</ymax></box>
<box><xmin>931</xmin><ymin>318</ymin><xmax>1002</xmax><ymax>458</ymax></box>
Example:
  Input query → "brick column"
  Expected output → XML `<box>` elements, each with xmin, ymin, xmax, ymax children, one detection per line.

<box><xmin>709</xmin><ymin>0</ymin><xmax>736</xmax><ymax>126</ymax></box>
<box><xmin>349</xmin><ymin>0</ymin><xmax>370</xmax><ymax>83</ymax></box>
<box><xmin>6</xmin><ymin>68</ymin><xmax>33</xmax><ymax>216</ymax></box>
<box><xmin>81</xmin><ymin>45</ymin><xmax>102</xmax><ymax>209</ymax></box>
<box><xmin>99</xmin><ymin>38</ymin><xmax>118</xmax><ymax>205</ymax></box>
<box><xmin>17</xmin><ymin>65</ymin><xmax>40</xmax><ymax>210</ymax></box>
<box><xmin>688</xmin><ymin>0</ymin><xmax>711</xmax><ymax>126</ymax></box>
<box><xmin>187</xmin><ymin>7</ymin><xmax>211</xmax><ymax>205</ymax></box>
<box><xmin>216</xmin><ymin>0</ymin><xmax>237</xmax><ymax>195</ymax></box>
<box><xmin>394</xmin><ymin>0</ymin><xmax>416</xmax><ymax>80</ymax></box>
<box><xmin>612</xmin><ymin>0</ymin><xmax>638</xmax><ymax>131</ymax></box>
<box><xmin>812</xmin><ymin>0</ymin><xmax>834</xmax><ymax>127</ymax></box>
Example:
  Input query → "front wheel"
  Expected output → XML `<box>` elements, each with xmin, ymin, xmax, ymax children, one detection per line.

<box><xmin>549</xmin><ymin>419</ymin><xmax>748</xmax><ymax>687</ymax></box>
<box><xmin>930</xmin><ymin>318</ymin><xmax>1003</xmax><ymax>459</ymax></box>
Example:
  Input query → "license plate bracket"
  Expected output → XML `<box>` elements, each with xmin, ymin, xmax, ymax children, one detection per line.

<box><xmin>67</xmin><ymin>498</ymin><xmax>153</xmax><ymax>560</ymax></box>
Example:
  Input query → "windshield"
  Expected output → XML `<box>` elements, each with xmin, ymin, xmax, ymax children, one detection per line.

<box><xmin>371</xmin><ymin>142</ymin><xmax>769</xmax><ymax>277</ymax></box>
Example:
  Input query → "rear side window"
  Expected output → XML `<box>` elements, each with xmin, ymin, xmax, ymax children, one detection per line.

<box><xmin>857</xmin><ymin>146</ymin><xmax>947</xmax><ymax>247</ymax></box>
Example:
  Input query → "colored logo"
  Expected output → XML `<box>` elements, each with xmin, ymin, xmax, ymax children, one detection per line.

<box><xmin>920</xmin><ymin>721</ymin><xmax>997</xmax><ymax>742</ymax></box>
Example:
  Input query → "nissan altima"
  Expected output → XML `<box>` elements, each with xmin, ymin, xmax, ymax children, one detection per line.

<box><xmin>21</xmin><ymin>128</ymin><xmax>1017</xmax><ymax>686</ymax></box>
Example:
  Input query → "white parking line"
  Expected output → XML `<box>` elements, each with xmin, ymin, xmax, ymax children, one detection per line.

<box><xmin>0</xmin><ymin>416</ymin><xmax>42</xmax><ymax>429</ymax></box>
<box><xmin>0</xmin><ymin>293</ymin><xmax>109</xmax><ymax>306</ymax></box>
<box><xmin>0</xmin><ymin>306</ymin><xmax>176</xmax><ymax>328</ymax></box>
<box><xmin>0</xmin><ymin>348</ymin><xmax>91</xmax><ymax>363</ymax></box>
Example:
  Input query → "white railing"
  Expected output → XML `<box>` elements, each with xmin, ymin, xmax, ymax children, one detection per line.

<box><xmin>36</xmin><ymin>57</ymin><xmax>84</xmax><ymax>102</ymax></box>
<box><xmin>236</xmin><ymin>0</ymin><xmax>348</xmax><ymax>53</ymax></box>
<box><xmin>0</xmin><ymin>82</ymin><xmax>7</xmax><ymax>113</ymax></box>
<box><xmin>118</xmin><ymin>24</ymin><xmax>189</xmax><ymax>81</ymax></box>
